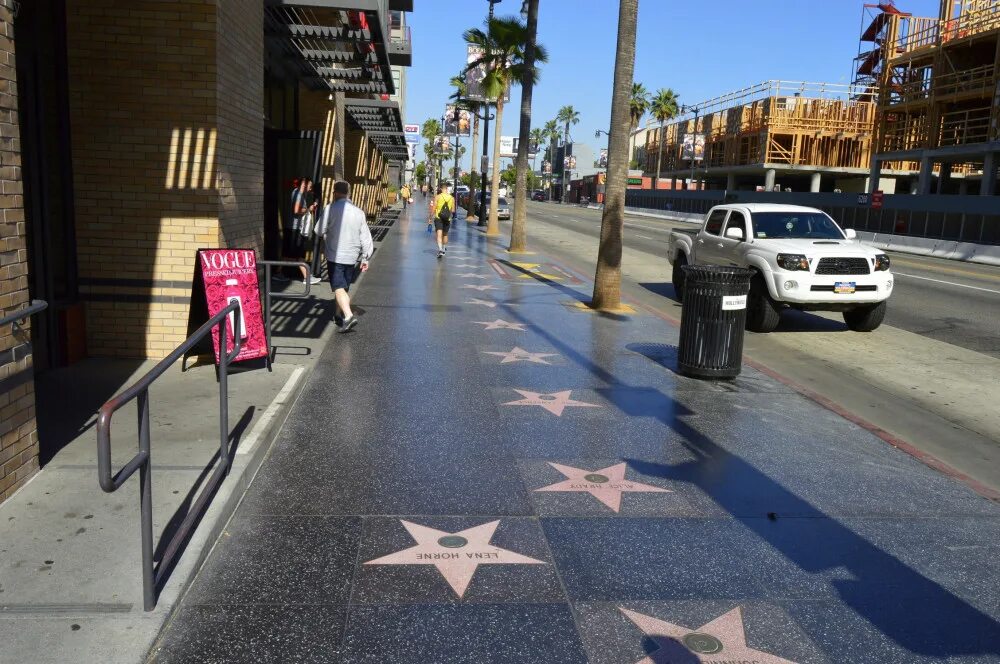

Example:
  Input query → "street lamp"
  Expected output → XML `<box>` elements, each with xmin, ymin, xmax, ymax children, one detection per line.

<box><xmin>680</xmin><ymin>103</ymin><xmax>701</xmax><ymax>190</ymax></box>
<box><xmin>477</xmin><ymin>0</ymin><xmax>503</xmax><ymax>226</ymax></box>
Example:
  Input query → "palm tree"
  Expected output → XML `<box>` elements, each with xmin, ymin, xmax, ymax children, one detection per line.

<box><xmin>464</xmin><ymin>15</ymin><xmax>546</xmax><ymax>237</ymax></box>
<box><xmin>591</xmin><ymin>0</ymin><xmax>637</xmax><ymax>312</ymax></box>
<box><xmin>650</xmin><ymin>88</ymin><xmax>680</xmax><ymax>190</ymax></box>
<box><xmin>450</xmin><ymin>73</ymin><xmax>484</xmax><ymax>219</ymax></box>
<box><xmin>529</xmin><ymin>127</ymin><xmax>545</xmax><ymax>175</ymax></box>
<box><xmin>421</xmin><ymin>118</ymin><xmax>443</xmax><ymax>193</ymax></box>
<box><xmin>556</xmin><ymin>106</ymin><xmax>580</xmax><ymax>203</ymax></box>
<box><xmin>543</xmin><ymin>118</ymin><xmax>559</xmax><ymax>200</ymax></box>
<box><xmin>510</xmin><ymin>0</ymin><xmax>545</xmax><ymax>253</ymax></box>
<box><xmin>629</xmin><ymin>82</ymin><xmax>650</xmax><ymax>133</ymax></box>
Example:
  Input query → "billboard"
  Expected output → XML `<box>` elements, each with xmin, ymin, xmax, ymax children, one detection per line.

<box><xmin>464</xmin><ymin>45</ymin><xmax>510</xmax><ymax>103</ymax></box>
<box><xmin>434</xmin><ymin>135</ymin><xmax>452</xmax><ymax>155</ymax></box>
<box><xmin>563</xmin><ymin>155</ymin><xmax>577</xmax><ymax>170</ymax></box>
<box><xmin>444</xmin><ymin>104</ymin><xmax>471</xmax><ymax>136</ymax></box>
<box><xmin>404</xmin><ymin>123</ymin><xmax>420</xmax><ymax>144</ymax></box>
<box><xmin>500</xmin><ymin>136</ymin><xmax>537</xmax><ymax>158</ymax></box>
<box><xmin>681</xmin><ymin>133</ymin><xmax>705</xmax><ymax>161</ymax></box>
<box><xmin>598</xmin><ymin>148</ymin><xmax>608</xmax><ymax>168</ymax></box>
<box><xmin>543</xmin><ymin>160</ymin><xmax>552</xmax><ymax>174</ymax></box>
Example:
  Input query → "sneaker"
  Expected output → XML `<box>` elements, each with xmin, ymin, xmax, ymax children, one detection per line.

<box><xmin>303</xmin><ymin>275</ymin><xmax>322</xmax><ymax>285</ymax></box>
<box><xmin>437</xmin><ymin>250</ymin><xmax>444</xmax><ymax>259</ymax></box>
<box><xmin>338</xmin><ymin>315</ymin><xmax>358</xmax><ymax>333</ymax></box>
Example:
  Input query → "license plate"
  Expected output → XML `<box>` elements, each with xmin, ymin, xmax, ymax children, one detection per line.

<box><xmin>834</xmin><ymin>281</ymin><xmax>856</xmax><ymax>294</ymax></box>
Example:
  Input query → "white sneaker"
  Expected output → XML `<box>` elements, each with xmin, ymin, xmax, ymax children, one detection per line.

<box><xmin>304</xmin><ymin>276</ymin><xmax>321</xmax><ymax>285</ymax></box>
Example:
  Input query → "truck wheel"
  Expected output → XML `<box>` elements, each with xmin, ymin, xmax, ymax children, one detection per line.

<box><xmin>746</xmin><ymin>275</ymin><xmax>781</xmax><ymax>333</ymax></box>
<box><xmin>843</xmin><ymin>301</ymin><xmax>886</xmax><ymax>332</ymax></box>
<box><xmin>671</xmin><ymin>255</ymin><xmax>687</xmax><ymax>302</ymax></box>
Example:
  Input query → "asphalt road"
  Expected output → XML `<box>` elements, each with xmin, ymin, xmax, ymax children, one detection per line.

<box><xmin>522</xmin><ymin>202</ymin><xmax>1000</xmax><ymax>358</ymax></box>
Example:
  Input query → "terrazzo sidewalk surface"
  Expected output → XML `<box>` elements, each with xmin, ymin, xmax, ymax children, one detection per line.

<box><xmin>149</xmin><ymin>203</ymin><xmax>1000</xmax><ymax>664</ymax></box>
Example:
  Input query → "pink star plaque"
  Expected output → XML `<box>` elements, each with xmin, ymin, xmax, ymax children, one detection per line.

<box><xmin>364</xmin><ymin>520</ymin><xmax>545</xmax><ymax>597</ymax></box>
<box><xmin>502</xmin><ymin>389</ymin><xmax>600</xmax><ymax>416</ymax></box>
<box><xmin>484</xmin><ymin>347</ymin><xmax>557</xmax><ymax>364</ymax></box>
<box><xmin>535</xmin><ymin>462</ymin><xmax>671</xmax><ymax>512</ymax></box>
<box><xmin>473</xmin><ymin>319</ymin><xmax>527</xmax><ymax>331</ymax></box>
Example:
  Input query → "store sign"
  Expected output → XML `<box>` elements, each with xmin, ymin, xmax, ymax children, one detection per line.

<box><xmin>627</xmin><ymin>177</ymin><xmax>644</xmax><ymax>186</ymax></box>
<box><xmin>871</xmin><ymin>190</ymin><xmax>884</xmax><ymax>209</ymax></box>
<box><xmin>404</xmin><ymin>124</ymin><xmax>420</xmax><ymax>144</ymax></box>
<box><xmin>198</xmin><ymin>249</ymin><xmax>267</xmax><ymax>365</ymax></box>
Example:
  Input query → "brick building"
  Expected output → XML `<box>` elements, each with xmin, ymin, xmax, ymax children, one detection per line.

<box><xmin>0</xmin><ymin>0</ymin><xmax>411</xmax><ymax>502</ymax></box>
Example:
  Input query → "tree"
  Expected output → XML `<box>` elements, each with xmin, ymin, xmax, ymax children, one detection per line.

<box><xmin>510</xmin><ymin>0</ymin><xmax>544</xmax><ymax>253</ymax></box>
<box><xmin>650</xmin><ymin>88</ymin><xmax>680</xmax><ymax>190</ymax></box>
<box><xmin>464</xmin><ymin>15</ymin><xmax>547</xmax><ymax>237</ymax></box>
<box><xmin>592</xmin><ymin>0</ymin><xmax>637</xmax><ymax>311</ymax></box>
<box><xmin>629</xmin><ymin>82</ymin><xmax>650</xmax><ymax>133</ymax></box>
<box><xmin>501</xmin><ymin>165</ymin><xmax>517</xmax><ymax>190</ymax></box>
<box><xmin>414</xmin><ymin>162</ymin><xmax>427</xmax><ymax>187</ymax></box>
<box><xmin>543</xmin><ymin>118</ymin><xmax>559</xmax><ymax>200</ymax></box>
<box><xmin>529</xmin><ymin>127</ymin><xmax>545</xmax><ymax>174</ymax></box>
<box><xmin>421</xmin><ymin>118</ymin><xmax>443</xmax><ymax>192</ymax></box>
<box><xmin>556</xmin><ymin>106</ymin><xmax>580</xmax><ymax>203</ymax></box>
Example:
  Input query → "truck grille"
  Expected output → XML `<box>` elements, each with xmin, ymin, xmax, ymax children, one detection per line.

<box><xmin>815</xmin><ymin>257</ymin><xmax>870</xmax><ymax>275</ymax></box>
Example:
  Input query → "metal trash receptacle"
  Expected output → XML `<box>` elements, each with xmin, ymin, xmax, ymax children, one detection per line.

<box><xmin>678</xmin><ymin>265</ymin><xmax>754</xmax><ymax>379</ymax></box>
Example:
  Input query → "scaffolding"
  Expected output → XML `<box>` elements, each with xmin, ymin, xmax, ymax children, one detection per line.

<box><xmin>871</xmin><ymin>0</ymin><xmax>1000</xmax><ymax>185</ymax></box>
<box><xmin>645</xmin><ymin>81</ymin><xmax>878</xmax><ymax>176</ymax></box>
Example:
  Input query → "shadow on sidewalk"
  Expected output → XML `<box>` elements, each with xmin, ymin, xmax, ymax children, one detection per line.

<box><xmin>498</xmin><ymin>297</ymin><xmax>1000</xmax><ymax>658</ymax></box>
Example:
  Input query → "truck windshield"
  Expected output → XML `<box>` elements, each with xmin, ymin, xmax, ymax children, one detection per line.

<box><xmin>750</xmin><ymin>212</ymin><xmax>844</xmax><ymax>240</ymax></box>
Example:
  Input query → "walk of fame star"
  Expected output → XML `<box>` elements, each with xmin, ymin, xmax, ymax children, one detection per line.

<box><xmin>502</xmin><ymin>389</ymin><xmax>600</xmax><ymax>416</ymax></box>
<box><xmin>461</xmin><ymin>284</ymin><xmax>499</xmax><ymax>291</ymax></box>
<box><xmin>457</xmin><ymin>273</ymin><xmax>489</xmax><ymax>279</ymax></box>
<box><xmin>534</xmin><ymin>462</ymin><xmax>670</xmax><ymax>512</ymax></box>
<box><xmin>465</xmin><ymin>298</ymin><xmax>497</xmax><ymax>308</ymax></box>
<box><xmin>474</xmin><ymin>319</ymin><xmax>527</xmax><ymax>331</ymax></box>
<box><xmin>620</xmin><ymin>606</ymin><xmax>798</xmax><ymax>663</ymax></box>
<box><xmin>484</xmin><ymin>346</ymin><xmax>557</xmax><ymax>364</ymax></box>
<box><xmin>364</xmin><ymin>520</ymin><xmax>545</xmax><ymax>598</ymax></box>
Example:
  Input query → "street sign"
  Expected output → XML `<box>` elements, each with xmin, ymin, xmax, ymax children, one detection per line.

<box><xmin>871</xmin><ymin>190</ymin><xmax>884</xmax><ymax>209</ymax></box>
<box><xmin>404</xmin><ymin>124</ymin><xmax>420</xmax><ymax>144</ymax></box>
<box><xmin>856</xmin><ymin>193</ymin><xmax>869</xmax><ymax>205</ymax></box>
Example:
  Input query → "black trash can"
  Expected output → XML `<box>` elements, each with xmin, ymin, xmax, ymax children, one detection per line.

<box><xmin>677</xmin><ymin>265</ymin><xmax>754</xmax><ymax>379</ymax></box>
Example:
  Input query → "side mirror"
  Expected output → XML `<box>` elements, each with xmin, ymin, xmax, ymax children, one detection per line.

<box><xmin>844</xmin><ymin>228</ymin><xmax>857</xmax><ymax>240</ymax></box>
<box><xmin>724</xmin><ymin>227</ymin><xmax>745</xmax><ymax>241</ymax></box>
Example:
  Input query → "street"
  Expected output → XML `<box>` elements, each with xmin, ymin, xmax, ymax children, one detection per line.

<box><xmin>515</xmin><ymin>201</ymin><xmax>1000</xmax><ymax>493</ymax></box>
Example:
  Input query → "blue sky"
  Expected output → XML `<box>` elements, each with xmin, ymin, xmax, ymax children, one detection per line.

<box><xmin>404</xmin><ymin>0</ymin><xmax>941</xmax><ymax>171</ymax></box>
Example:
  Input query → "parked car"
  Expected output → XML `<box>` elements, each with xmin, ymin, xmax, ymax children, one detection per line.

<box><xmin>667</xmin><ymin>204</ymin><xmax>892</xmax><ymax>332</ymax></box>
<box><xmin>531</xmin><ymin>190</ymin><xmax>546</xmax><ymax>201</ymax></box>
<box><xmin>475</xmin><ymin>194</ymin><xmax>510</xmax><ymax>220</ymax></box>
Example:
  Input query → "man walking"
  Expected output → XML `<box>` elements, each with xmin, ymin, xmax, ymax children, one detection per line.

<box><xmin>319</xmin><ymin>181</ymin><xmax>373</xmax><ymax>333</ymax></box>
<box><xmin>400</xmin><ymin>183</ymin><xmax>411</xmax><ymax>209</ymax></box>
<box><xmin>432</xmin><ymin>183</ymin><xmax>456</xmax><ymax>259</ymax></box>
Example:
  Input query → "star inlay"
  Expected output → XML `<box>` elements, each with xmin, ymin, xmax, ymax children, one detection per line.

<box><xmin>620</xmin><ymin>606</ymin><xmax>798</xmax><ymax>663</ymax></box>
<box><xmin>457</xmin><ymin>273</ymin><xmax>489</xmax><ymax>279</ymax></box>
<box><xmin>461</xmin><ymin>284</ymin><xmax>499</xmax><ymax>291</ymax></box>
<box><xmin>502</xmin><ymin>389</ymin><xmax>600</xmax><ymax>416</ymax></box>
<box><xmin>474</xmin><ymin>319</ymin><xmax>527</xmax><ymax>331</ymax></box>
<box><xmin>465</xmin><ymin>298</ymin><xmax>497</xmax><ymax>308</ymax></box>
<box><xmin>484</xmin><ymin>347</ymin><xmax>557</xmax><ymax>364</ymax></box>
<box><xmin>364</xmin><ymin>520</ymin><xmax>546</xmax><ymax>598</ymax></box>
<box><xmin>535</xmin><ymin>462</ymin><xmax>671</xmax><ymax>512</ymax></box>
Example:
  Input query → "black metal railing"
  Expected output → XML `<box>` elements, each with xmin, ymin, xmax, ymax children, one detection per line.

<box><xmin>0</xmin><ymin>299</ymin><xmax>48</xmax><ymax>330</ymax></box>
<box><xmin>258</xmin><ymin>261</ymin><xmax>311</xmax><ymax>369</ymax></box>
<box><xmin>96</xmin><ymin>301</ymin><xmax>242</xmax><ymax>611</ymax></box>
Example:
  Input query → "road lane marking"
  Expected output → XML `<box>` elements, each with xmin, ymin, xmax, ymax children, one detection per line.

<box><xmin>625</xmin><ymin>223</ymin><xmax>674</xmax><ymax>234</ymax></box>
<box><xmin>635</xmin><ymin>234</ymin><xmax>653</xmax><ymax>240</ymax></box>
<box><xmin>890</xmin><ymin>257</ymin><xmax>1000</xmax><ymax>283</ymax></box>
<box><xmin>895</xmin><ymin>271</ymin><xmax>1000</xmax><ymax>295</ymax></box>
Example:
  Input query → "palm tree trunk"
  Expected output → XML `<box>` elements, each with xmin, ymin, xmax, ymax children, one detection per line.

<box><xmin>487</xmin><ymin>98</ymin><xmax>504</xmax><ymax>236</ymax></box>
<box><xmin>468</xmin><ymin>113</ymin><xmax>481</xmax><ymax>219</ymax></box>
<box><xmin>592</xmin><ymin>0</ymin><xmax>637</xmax><ymax>311</ymax></box>
<box><xmin>510</xmin><ymin>0</ymin><xmax>539</xmax><ymax>253</ymax></box>
<box><xmin>654</xmin><ymin>122</ymin><xmax>665</xmax><ymax>190</ymax></box>
<box><xmin>562</xmin><ymin>124</ymin><xmax>570</xmax><ymax>203</ymax></box>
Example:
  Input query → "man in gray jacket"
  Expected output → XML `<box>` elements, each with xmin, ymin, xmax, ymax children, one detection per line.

<box><xmin>319</xmin><ymin>181</ymin><xmax>373</xmax><ymax>333</ymax></box>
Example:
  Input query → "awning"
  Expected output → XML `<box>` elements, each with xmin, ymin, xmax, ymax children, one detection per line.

<box><xmin>345</xmin><ymin>98</ymin><xmax>409</xmax><ymax>161</ymax></box>
<box><xmin>265</xmin><ymin>1</ymin><xmax>397</xmax><ymax>95</ymax></box>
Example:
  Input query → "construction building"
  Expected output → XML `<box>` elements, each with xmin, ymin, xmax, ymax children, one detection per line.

<box><xmin>643</xmin><ymin>80</ymin><xmax>908</xmax><ymax>193</ymax></box>
<box><xmin>0</xmin><ymin>0</ymin><xmax>412</xmax><ymax>503</ymax></box>
<box><xmin>865</xmin><ymin>0</ymin><xmax>1000</xmax><ymax>195</ymax></box>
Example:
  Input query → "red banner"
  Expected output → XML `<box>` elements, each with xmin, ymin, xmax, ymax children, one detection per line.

<box><xmin>198</xmin><ymin>249</ymin><xmax>268</xmax><ymax>364</ymax></box>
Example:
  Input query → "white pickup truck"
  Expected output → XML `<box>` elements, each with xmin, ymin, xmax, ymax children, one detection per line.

<box><xmin>668</xmin><ymin>203</ymin><xmax>893</xmax><ymax>332</ymax></box>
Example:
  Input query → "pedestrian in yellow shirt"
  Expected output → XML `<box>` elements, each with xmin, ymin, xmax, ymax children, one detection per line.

<box><xmin>432</xmin><ymin>184</ymin><xmax>456</xmax><ymax>259</ymax></box>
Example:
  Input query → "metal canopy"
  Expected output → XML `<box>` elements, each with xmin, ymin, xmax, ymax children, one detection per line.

<box><xmin>344</xmin><ymin>97</ymin><xmax>408</xmax><ymax>160</ymax></box>
<box><xmin>265</xmin><ymin>1</ymin><xmax>394</xmax><ymax>95</ymax></box>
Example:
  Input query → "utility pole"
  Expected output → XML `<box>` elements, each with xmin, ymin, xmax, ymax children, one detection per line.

<box><xmin>452</xmin><ymin>103</ymin><xmax>462</xmax><ymax>197</ymax></box>
<box><xmin>477</xmin><ymin>0</ymin><xmax>503</xmax><ymax>226</ymax></box>
<box><xmin>681</xmin><ymin>104</ymin><xmax>700</xmax><ymax>190</ymax></box>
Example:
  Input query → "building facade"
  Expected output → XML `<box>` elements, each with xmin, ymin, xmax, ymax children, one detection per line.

<box><xmin>0</xmin><ymin>0</ymin><xmax>412</xmax><ymax>503</ymax></box>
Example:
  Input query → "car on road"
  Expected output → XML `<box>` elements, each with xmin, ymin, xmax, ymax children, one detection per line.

<box><xmin>475</xmin><ymin>194</ymin><xmax>510</xmax><ymax>220</ymax></box>
<box><xmin>667</xmin><ymin>203</ymin><xmax>892</xmax><ymax>332</ymax></box>
<box><xmin>532</xmin><ymin>190</ymin><xmax>546</xmax><ymax>201</ymax></box>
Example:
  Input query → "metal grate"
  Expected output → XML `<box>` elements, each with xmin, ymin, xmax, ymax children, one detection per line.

<box><xmin>810</xmin><ymin>284</ymin><xmax>878</xmax><ymax>292</ymax></box>
<box><xmin>815</xmin><ymin>257</ymin><xmax>871</xmax><ymax>275</ymax></box>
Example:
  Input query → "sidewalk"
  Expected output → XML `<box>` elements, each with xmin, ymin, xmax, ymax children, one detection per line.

<box><xmin>0</xmin><ymin>250</ymin><xmax>360</xmax><ymax>662</ymax></box>
<box><xmin>148</xmin><ymin>202</ymin><xmax>1000</xmax><ymax>663</ymax></box>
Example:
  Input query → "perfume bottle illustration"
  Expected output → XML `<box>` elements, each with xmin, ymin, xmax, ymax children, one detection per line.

<box><xmin>225</xmin><ymin>278</ymin><xmax>249</xmax><ymax>340</ymax></box>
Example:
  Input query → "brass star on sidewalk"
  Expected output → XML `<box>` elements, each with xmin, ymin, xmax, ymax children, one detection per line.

<box><xmin>465</xmin><ymin>298</ymin><xmax>497</xmax><ymax>308</ymax></box>
<box><xmin>461</xmin><ymin>284</ymin><xmax>499</xmax><ymax>291</ymax></box>
<box><xmin>620</xmin><ymin>606</ymin><xmax>798</xmax><ymax>664</ymax></box>
<box><xmin>474</xmin><ymin>319</ymin><xmax>527</xmax><ymax>331</ymax></box>
<box><xmin>502</xmin><ymin>389</ymin><xmax>600</xmax><ymax>416</ymax></box>
<box><xmin>364</xmin><ymin>520</ymin><xmax>545</xmax><ymax>598</ymax></box>
<box><xmin>535</xmin><ymin>462</ymin><xmax>671</xmax><ymax>512</ymax></box>
<box><xmin>484</xmin><ymin>347</ymin><xmax>557</xmax><ymax>365</ymax></box>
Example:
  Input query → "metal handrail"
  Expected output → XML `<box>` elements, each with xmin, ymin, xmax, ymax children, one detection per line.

<box><xmin>258</xmin><ymin>261</ymin><xmax>311</xmax><ymax>370</ymax></box>
<box><xmin>96</xmin><ymin>301</ymin><xmax>242</xmax><ymax>611</ymax></box>
<box><xmin>0</xmin><ymin>299</ymin><xmax>48</xmax><ymax>329</ymax></box>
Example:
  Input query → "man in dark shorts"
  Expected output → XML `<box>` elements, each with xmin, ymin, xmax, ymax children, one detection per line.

<box><xmin>433</xmin><ymin>183</ymin><xmax>456</xmax><ymax>258</ymax></box>
<box><xmin>319</xmin><ymin>181</ymin><xmax>373</xmax><ymax>332</ymax></box>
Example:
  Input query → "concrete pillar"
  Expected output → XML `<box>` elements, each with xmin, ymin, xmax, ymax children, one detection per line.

<box><xmin>868</xmin><ymin>157</ymin><xmax>880</xmax><ymax>193</ymax></box>
<box><xmin>764</xmin><ymin>168</ymin><xmax>776</xmax><ymax>191</ymax></box>
<box><xmin>810</xmin><ymin>172</ymin><xmax>822</xmax><ymax>192</ymax></box>
<box><xmin>936</xmin><ymin>162</ymin><xmax>952</xmax><ymax>194</ymax></box>
<box><xmin>982</xmin><ymin>152</ymin><xmax>997</xmax><ymax>196</ymax></box>
<box><xmin>726</xmin><ymin>173</ymin><xmax>736</xmax><ymax>191</ymax></box>
<box><xmin>958</xmin><ymin>179</ymin><xmax>969</xmax><ymax>196</ymax></box>
<box><xmin>917</xmin><ymin>156</ymin><xmax>933</xmax><ymax>194</ymax></box>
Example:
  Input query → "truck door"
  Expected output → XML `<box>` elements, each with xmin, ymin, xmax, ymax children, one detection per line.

<box><xmin>715</xmin><ymin>210</ymin><xmax>749</xmax><ymax>266</ymax></box>
<box><xmin>697</xmin><ymin>208</ymin><xmax>730</xmax><ymax>265</ymax></box>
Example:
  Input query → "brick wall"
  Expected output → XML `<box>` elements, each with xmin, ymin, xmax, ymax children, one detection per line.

<box><xmin>216</xmin><ymin>0</ymin><xmax>263</xmax><ymax>250</ymax></box>
<box><xmin>0</xmin><ymin>0</ymin><xmax>39</xmax><ymax>501</ymax></box>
